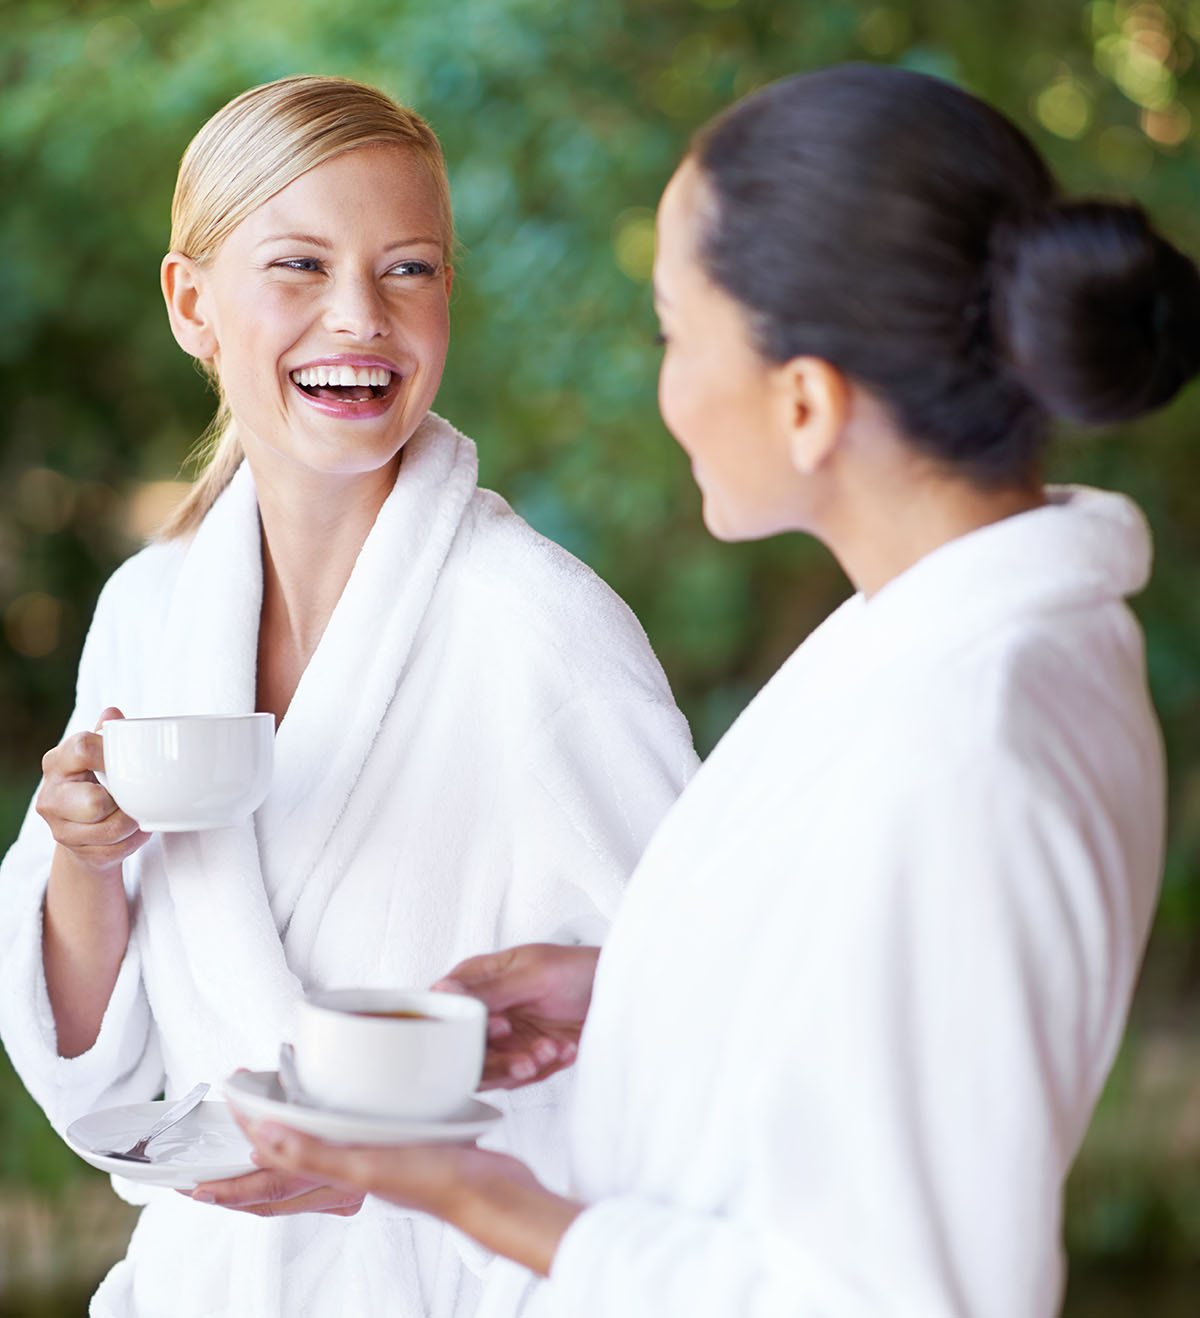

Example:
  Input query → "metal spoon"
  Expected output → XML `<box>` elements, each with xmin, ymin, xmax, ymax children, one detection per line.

<box><xmin>95</xmin><ymin>1081</ymin><xmax>210</xmax><ymax>1163</ymax></box>
<box><xmin>277</xmin><ymin>1042</ymin><xmax>307</xmax><ymax>1104</ymax></box>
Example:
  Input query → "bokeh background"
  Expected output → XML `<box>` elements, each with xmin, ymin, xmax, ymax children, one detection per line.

<box><xmin>2</xmin><ymin>0</ymin><xmax>1199</xmax><ymax>1311</ymax></box>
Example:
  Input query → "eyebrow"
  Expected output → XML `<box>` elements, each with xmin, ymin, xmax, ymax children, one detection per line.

<box><xmin>254</xmin><ymin>233</ymin><xmax>443</xmax><ymax>251</ymax></box>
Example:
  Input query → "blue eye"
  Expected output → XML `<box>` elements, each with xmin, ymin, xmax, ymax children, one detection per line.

<box><xmin>389</xmin><ymin>260</ymin><xmax>437</xmax><ymax>277</ymax></box>
<box><xmin>274</xmin><ymin>257</ymin><xmax>324</xmax><ymax>273</ymax></box>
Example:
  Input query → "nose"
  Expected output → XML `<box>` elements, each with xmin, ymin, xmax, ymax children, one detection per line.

<box><xmin>322</xmin><ymin>270</ymin><xmax>389</xmax><ymax>340</ymax></box>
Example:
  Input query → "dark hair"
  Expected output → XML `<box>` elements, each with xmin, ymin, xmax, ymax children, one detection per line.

<box><xmin>691</xmin><ymin>64</ymin><xmax>1200</xmax><ymax>483</ymax></box>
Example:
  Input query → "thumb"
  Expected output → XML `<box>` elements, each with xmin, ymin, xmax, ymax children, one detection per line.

<box><xmin>432</xmin><ymin>947</ymin><xmax>538</xmax><ymax>1012</ymax></box>
<box><xmin>95</xmin><ymin>706</ymin><xmax>126</xmax><ymax>733</ymax></box>
<box><xmin>253</xmin><ymin>1124</ymin><xmax>373</xmax><ymax>1192</ymax></box>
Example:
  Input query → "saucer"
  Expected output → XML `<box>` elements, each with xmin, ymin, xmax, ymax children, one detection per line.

<box><xmin>66</xmin><ymin>1099</ymin><xmax>256</xmax><ymax>1188</ymax></box>
<box><xmin>223</xmin><ymin>1070</ymin><xmax>503</xmax><ymax>1145</ymax></box>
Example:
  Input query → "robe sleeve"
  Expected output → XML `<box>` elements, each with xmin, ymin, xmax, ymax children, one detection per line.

<box><xmin>478</xmin><ymin>690</ymin><xmax>697</xmax><ymax>1205</ymax></box>
<box><xmin>538</xmin><ymin>747</ymin><xmax>1142</xmax><ymax>1318</ymax></box>
<box><xmin>0</xmin><ymin>569</ymin><xmax>164</xmax><ymax>1135</ymax></box>
<box><xmin>504</xmin><ymin>691</ymin><xmax>698</xmax><ymax>946</ymax></box>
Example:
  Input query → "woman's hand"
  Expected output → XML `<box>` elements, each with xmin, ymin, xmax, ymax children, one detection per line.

<box><xmin>187</xmin><ymin>1167</ymin><xmax>366</xmax><ymax>1218</ymax></box>
<box><xmin>241</xmin><ymin>1118</ymin><xmax>581</xmax><ymax>1277</ymax></box>
<box><xmin>37</xmin><ymin>707</ymin><xmax>149</xmax><ymax>875</ymax></box>
<box><xmin>435</xmin><ymin>943</ymin><xmax>601</xmax><ymax>1088</ymax></box>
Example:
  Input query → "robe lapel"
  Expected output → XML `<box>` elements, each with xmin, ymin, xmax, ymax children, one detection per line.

<box><xmin>137</xmin><ymin>462</ymin><xmax>298</xmax><ymax>1071</ymax></box>
<box><xmin>256</xmin><ymin>414</ymin><xmax>479</xmax><ymax>957</ymax></box>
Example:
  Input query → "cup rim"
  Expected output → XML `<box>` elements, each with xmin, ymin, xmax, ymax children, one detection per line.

<box><xmin>301</xmin><ymin>988</ymin><xmax>484</xmax><ymax>1024</ymax></box>
<box><xmin>101</xmin><ymin>713</ymin><xmax>276</xmax><ymax>730</ymax></box>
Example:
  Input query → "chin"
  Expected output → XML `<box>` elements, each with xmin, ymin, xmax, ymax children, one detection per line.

<box><xmin>701</xmin><ymin>503</ymin><xmax>749</xmax><ymax>544</ymax></box>
<box><xmin>704</xmin><ymin>490</ymin><xmax>787</xmax><ymax>543</ymax></box>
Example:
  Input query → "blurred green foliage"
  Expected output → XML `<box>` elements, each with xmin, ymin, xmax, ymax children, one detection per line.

<box><xmin>2</xmin><ymin>0</ymin><xmax>1200</xmax><ymax>1297</ymax></box>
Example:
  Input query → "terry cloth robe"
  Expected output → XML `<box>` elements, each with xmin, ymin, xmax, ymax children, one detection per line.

<box><xmin>521</xmin><ymin>487</ymin><xmax>1164</xmax><ymax>1317</ymax></box>
<box><xmin>0</xmin><ymin>413</ymin><xmax>698</xmax><ymax>1318</ymax></box>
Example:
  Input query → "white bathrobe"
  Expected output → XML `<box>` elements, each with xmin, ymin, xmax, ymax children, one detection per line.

<box><xmin>521</xmin><ymin>487</ymin><xmax>1165</xmax><ymax>1317</ymax></box>
<box><xmin>0</xmin><ymin>413</ymin><xmax>698</xmax><ymax>1318</ymax></box>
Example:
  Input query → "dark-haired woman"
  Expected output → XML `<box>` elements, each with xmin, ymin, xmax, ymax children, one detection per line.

<box><xmin>240</xmin><ymin>65</ymin><xmax>1200</xmax><ymax>1316</ymax></box>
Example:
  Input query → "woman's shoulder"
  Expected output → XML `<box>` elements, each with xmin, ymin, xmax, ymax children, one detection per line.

<box><xmin>94</xmin><ymin>536</ymin><xmax>189</xmax><ymax>621</ymax></box>
<box><xmin>449</xmin><ymin>488</ymin><xmax>673</xmax><ymax>697</ymax></box>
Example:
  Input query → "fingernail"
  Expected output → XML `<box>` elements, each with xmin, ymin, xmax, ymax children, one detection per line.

<box><xmin>532</xmin><ymin>1039</ymin><xmax>557</xmax><ymax>1065</ymax></box>
<box><xmin>510</xmin><ymin>1057</ymin><xmax>536</xmax><ymax>1080</ymax></box>
<box><xmin>192</xmin><ymin>1191</ymin><xmax>215</xmax><ymax>1203</ymax></box>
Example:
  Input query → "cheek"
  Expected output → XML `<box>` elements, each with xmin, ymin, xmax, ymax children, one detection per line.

<box><xmin>425</xmin><ymin>304</ymin><xmax>451</xmax><ymax>362</ymax></box>
<box><xmin>212</xmin><ymin>287</ymin><xmax>300</xmax><ymax>358</ymax></box>
<box><xmin>657</xmin><ymin>352</ymin><xmax>697</xmax><ymax>446</ymax></box>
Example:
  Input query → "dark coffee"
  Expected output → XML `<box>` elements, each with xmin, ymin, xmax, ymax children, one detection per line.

<box><xmin>350</xmin><ymin>1009</ymin><xmax>436</xmax><ymax>1020</ymax></box>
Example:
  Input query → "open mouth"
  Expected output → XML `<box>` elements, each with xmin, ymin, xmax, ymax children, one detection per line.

<box><xmin>290</xmin><ymin>365</ymin><xmax>395</xmax><ymax>403</ymax></box>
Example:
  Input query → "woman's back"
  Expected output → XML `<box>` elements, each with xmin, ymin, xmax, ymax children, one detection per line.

<box><xmin>560</xmin><ymin>486</ymin><xmax>1163</xmax><ymax>1318</ymax></box>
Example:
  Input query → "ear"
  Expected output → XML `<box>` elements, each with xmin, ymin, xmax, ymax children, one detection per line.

<box><xmin>769</xmin><ymin>356</ymin><xmax>850</xmax><ymax>475</ymax></box>
<box><xmin>161</xmin><ymin>252</ymin><xmax>218</xmax><ymax>360</ymax></box>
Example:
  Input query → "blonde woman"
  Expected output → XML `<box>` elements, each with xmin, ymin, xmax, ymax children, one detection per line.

<box><xmin>0</xmin><ymin>76</ymin><xmax>696</xmax><ymax>1317</ymax></box>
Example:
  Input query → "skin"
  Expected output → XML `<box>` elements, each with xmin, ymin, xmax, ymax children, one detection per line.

<box><xmin>38</xmin><ymin>143</ymin><xmax>454</xmax><ymax>1216</ymax></box>
<box><xmin>240</xmin><ymin>155</ymin><xmax>1050</xmax><ymax>1275</ymax></box>
<box><xmin>436</xmin><ymin>944</ymin><xmax>601</xmax><ymax>1088</ymax></box>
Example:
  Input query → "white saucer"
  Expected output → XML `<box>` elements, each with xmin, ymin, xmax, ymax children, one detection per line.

<box><xmin>66</xmin><ymin>1099</ymin><xmax>256</xmax><ymax>1188</ymax></box>
<box><xmin>223</xmin><ymin>1070</ymin><xmax>503</xmax><ymax>1145</ymax></box>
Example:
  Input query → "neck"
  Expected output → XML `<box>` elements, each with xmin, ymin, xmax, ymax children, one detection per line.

<box><xmin>828</xmin><ymin>462</ymin><xmax>1045</xmax><ymax>600</ymax></box>
<box><xmin>251</xmin><ymin>455</ymin><xmax>400</xmax><ymax>720</ymax></box>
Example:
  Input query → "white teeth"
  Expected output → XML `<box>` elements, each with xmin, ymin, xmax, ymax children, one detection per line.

<box><xmin>291</xmin><ymin>366</ymin><xmax>393</xmax><ymax>388</ymax></box>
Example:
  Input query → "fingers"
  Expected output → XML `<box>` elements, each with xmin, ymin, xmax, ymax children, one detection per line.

<box><xmin>249</xmin><ymin>1124</ymin><xmax>382</xmax><ymax>1195</ymax></box>
<box><xmin>187</xmin><ymin>1167</ymin><xmax>366</xmax><ymax>1218</ymax></box>
<box><xmin>42</xmin><ymin>729</ymin><xmax>106</xmax><ymax>783</ymax></box>
<box><xmin>40</xmin><ymin>705</ymin><xmax>125</xmax><ymax>786</ymax></box>
<box><xmin>486</xmin><ymin>1014</ymin><xmax>514</xmax><ymax>1041</ymax></box>
<box><xmin>38</xmin><ymin>774</ymin><xmax>117</xmax><ymax>827</ymax></box>
<box><xmin>437</xmin><ymin>975</ymin><xmax>514</xmax><ymax>1040</ymax></box>
<box><xmin>191</xmin><ymin>1167</ymin><xmax>317</xmax><ymax>1204</ymax></box>
<box><xmin>36</xmin><ymin>707</ymin><xmax>147</xmax><ymax>871</ymax></box>
<box><xmin>36</xmin><ymin>775</ymin><xmax>146</xmax><ymax>870</ymax></box>
<box><xmin>480</xmin><ymin>1037</ymin><xmax>577</xmax><ymax>1089</ymax></box>
<box><xmin>432</xmin><ymin>947</ymin><xmax>531</xmax><ymax>1011</ymax></box>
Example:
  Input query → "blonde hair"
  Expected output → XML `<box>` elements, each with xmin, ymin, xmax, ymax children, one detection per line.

<box><xmin>159</xmin><ymin>75</ymin><xmax>454</xmax><ymax>539</ymax></box>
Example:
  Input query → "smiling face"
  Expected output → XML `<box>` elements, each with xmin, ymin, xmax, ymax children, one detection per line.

<box><xmin>168</xmin><ymin>144</ymin><xmax>452</xmax><ymax>491</ymax></box>
<box><xmin>654</xmin><ymin>160</ymin><xmax>825</xmax><ymax>541</ymax></box>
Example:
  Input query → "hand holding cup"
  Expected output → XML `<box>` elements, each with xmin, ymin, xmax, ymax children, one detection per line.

<box><xmin>434</xmin><ymin>944</ymin><xmax>601</xmax><ymax>1089</ymax></box>
<box><xmin>36</xmin><ymin>707</ymin><xmax>149</xmax><ymax>875</ymax></box>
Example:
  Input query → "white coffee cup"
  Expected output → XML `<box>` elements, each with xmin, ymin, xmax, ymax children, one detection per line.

<box><xmin>98</xmin><ymin>713</ymin><xmax>274</xmax><ymax>832</ymax></box>
<box><xmin>293</xmin><ymin>989</ymin><xmax>486</xmax><ymax>1121</ymax></box>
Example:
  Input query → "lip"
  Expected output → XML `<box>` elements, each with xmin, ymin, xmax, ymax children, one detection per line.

<box><xmin>288</xmin><ymin>353</ymin><xmax>405</xmax><ymax>421</ymax></box>
<box><xmin>289</xmin><ymin>352</ymin><xmax>404</xmax><ymax>374</ymax></box>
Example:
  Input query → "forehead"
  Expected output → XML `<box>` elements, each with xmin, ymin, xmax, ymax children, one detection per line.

<box><xmin>241</xmin><ymin>144</ymin><xmax>444</xmax><ymax>238</ymax></box>
<box><xmin>655</xmin><ymin>161</ymin><xmax>712</xmax><ymax>287</ymax></box>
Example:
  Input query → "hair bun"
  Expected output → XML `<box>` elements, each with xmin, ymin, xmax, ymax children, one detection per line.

<box><xmin>995</xmin><ymin>201</ymin><xmax>1200</xmax><ymax>426</ymax></box>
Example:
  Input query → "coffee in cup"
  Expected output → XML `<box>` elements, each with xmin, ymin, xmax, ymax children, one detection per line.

<box><xmin>99</xmin><ymin>713</ymin><xmax>274</xmax><ymax>832</ymax></box>
<box><xmin>292</xmin><ymin>988</ymin><xmax>486</xmax><ymax>1120</ymax></box>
